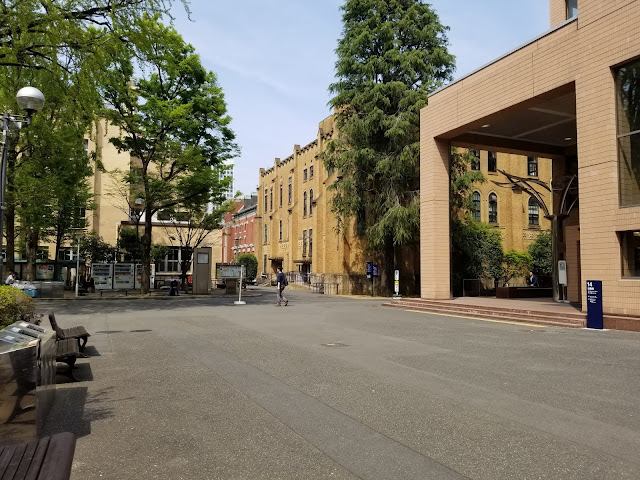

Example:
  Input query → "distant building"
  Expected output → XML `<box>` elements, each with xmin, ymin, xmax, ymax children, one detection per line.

<box><xmin>221</xmin><ymin>195</ymin><xmax>257</xmax><ymax>263</ymax></box>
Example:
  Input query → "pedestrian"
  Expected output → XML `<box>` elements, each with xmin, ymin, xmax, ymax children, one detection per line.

<box><xmin>4</xmin><ymin>270</ymin><xmax>14</xmax><ymax>285</ymax></box>
<box><xmin>275</xmin><ymin>267</ymin><xmax>288</xmax><ymax>306</ymax></box>
<box><xmin>528</xmin><ymin>271</ymin><xmax>538</xmax><ymax>287</ymax></box>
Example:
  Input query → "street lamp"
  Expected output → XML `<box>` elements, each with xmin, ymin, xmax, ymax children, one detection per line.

<box><xmin>1</xmin><ymin>87</ymin><xmax>45</xmax><ymax>281</ymax></box>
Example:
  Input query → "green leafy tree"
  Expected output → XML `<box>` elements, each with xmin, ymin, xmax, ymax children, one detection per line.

<box><xmin>528</xmin><ymin>230</ymin><xmax>552</xmax><ymax>283</ymax></box>
<box><xmin>451</xmin><ymin>218</ymin><xmax>503</xmax><ymax>295</ymax></box>
<box><xmin>81</xmin><ymin>233</ymin><xmax>115</xmax><ymax>264</ymax></box>
<box><xmin>323</xmin><ymin>0</ymin><xmax>455</xmax><ymax>293</ymax></box>
<box><xmin>238</xmin><ymin>253</ymin><xmax>258</xmax><ymax>282</ymax></box>
<box><xmin>102</xmin><ymin>17</ymin><xmax>238</xmax><ymax>293</ymax></box>
<box><xmin>502</xmin><ymin>250</ymin><xmax>532</xmax><ymax>287</ymax></box>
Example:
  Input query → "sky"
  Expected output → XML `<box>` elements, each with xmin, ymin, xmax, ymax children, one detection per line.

<box><xmin>171</xmin><ymin>1</ymin><xmax>550</xmax><ymax>197</ymax></box>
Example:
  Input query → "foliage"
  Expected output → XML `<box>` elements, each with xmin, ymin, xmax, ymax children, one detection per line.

<box><xmin>81</xmin><ymin>233</ymin><xmax>115</xmax><ymax>264</ymax></box>
<box><xmin>528</xmin><ymin>230</ymin><xmax>552</xmax><ymax>280</ymax></box>
<box><xmin>238</xmin><ymin>254</ymin><xmax>258</xmax><ymax>281</ymax></box>
<box><xmin>450</xmin><ymin>147</ymin><xmax>485</xmax><ymax>216</ymax></box>
<box><xmin>502</xmin><ymin>250</ymin><xmax>532</xmax><ymax>286</ymax></box>
<box><xmin>323</xmin><ymin>0</ymin><xmax>455</xmax><ymax>291</ymax></box>
<box><xmin>118</xmin><ymin>228</ymin><xmax>143</xmax><ymax>263</ymax></box>
<box><xmin>451</xmin><ymin>218</ymin><xmax>503</xmax><ymax>294</ymax></box>
<box><xmin>101</xmin><ymin>17</ymin><xmax>238</xmax><ymax>293</ymax></box>
<box><xmin>0</xmin><ymin>287</ymin><xmax>35</xmax><ymax>328</ymax></box>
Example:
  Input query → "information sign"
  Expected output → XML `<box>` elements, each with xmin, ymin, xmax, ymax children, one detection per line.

<box><xmin>558</xmin><ymin>260</ymin><xmax>567</xmax><ymax>286</ymax></box>
<box><xmin>586</xmin><ymin>280</ymin><xmax>603</xmax><ymax>329</ymax></box>
<box><xmin>366</xmin><ymin>261</ymin><xmax>372</xmax><ymax>279</ymax></box>
<box><xmin>373</xmin><ymin>265</ymin><xmax>379</xmax><ymax>277</ymax></box>
<box><xmin>35</xmin><ymin>265</ymin><xmax>54</xmax><ymax>280</ymax></box>
<box><xmin>215</xmin><ymin>263</ymin><xmax>246</xmax><ymax>279</ymax></box>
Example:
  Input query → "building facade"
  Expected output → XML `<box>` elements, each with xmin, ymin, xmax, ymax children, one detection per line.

<box><xmin>421</xmin><ymin>0</ymin><xmax>640</xmax><ymax>317</ymax></box>
<box><xmin>221</xmin><ymin>196</ymin><xmax>257</xmax><ymax>264</ymax></box>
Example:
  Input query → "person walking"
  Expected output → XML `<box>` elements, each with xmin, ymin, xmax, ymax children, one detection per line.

<box><xmin>275</xmin><ymin>267</ymin><xmax>288</xmax><ymax>306</ymax></box>
<box><xmin>528</xmin><ymin>271</ymin><xmax>539</xmax><ymax>287</ymax></box>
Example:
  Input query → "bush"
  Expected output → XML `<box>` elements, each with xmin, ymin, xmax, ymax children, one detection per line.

<box><xmin>528</xmin><ymin>230</ymin><xmax>552</xmax><ymax>284</ymax></box>
<box><xmin>502</xmin><ymin>250</ymin><xmax>532</xmax><ymax>286</ymax></box>
<box><xmin>237</xmin><ymin>254</ymin><xmax>258</xmax><ymax>281</ymax></box>
<box><xmin>0</xmin><ymin>286</ymin><xmax>35</xmax><ymax>328</ymax></box>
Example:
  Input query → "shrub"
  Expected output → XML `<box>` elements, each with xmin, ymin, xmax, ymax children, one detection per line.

<box><xmin>238</xmin><ymin>254</ymin><xmax>258</xmax><ymax>281</ymax></box>
<box><xmin>528</xmin><ymin>230</ymin><xmax>552</xmax><ymax>283</ymax></box>
<box><xmin>0</xmin><ymin>286</ymin><xmax>35</xmax><ymax>328</ymax></box>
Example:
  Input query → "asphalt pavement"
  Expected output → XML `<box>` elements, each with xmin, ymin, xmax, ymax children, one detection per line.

<box><xmin>38</xmin><ymin>286</ymin><xmax>640</xmax><ymax>479</ymax></box>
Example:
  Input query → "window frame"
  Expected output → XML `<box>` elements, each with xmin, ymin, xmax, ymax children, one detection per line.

<box><xmin>527</xmin><ymin>157</ymin><xmax>538</xmax><ymax>177</ymax></box>
<box><xmin>488</xmin><ymin>193</ymin><xmax>498</xmax><ymax>224</ymax></box>
<box><xmin>528</xmin><ymin>197</ymin><xmax>540</xmax><ymax>226</ymax></box>
<box><xmin>472</xmin><ymin>191</ymin><xmax>481</xmax><ymax>222</ymax></box>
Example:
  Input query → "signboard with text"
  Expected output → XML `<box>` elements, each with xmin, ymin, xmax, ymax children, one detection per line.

<box><xmin>586</xmin><ymin>280</ymin><xmax>603</xmax><ymax>329</ymax></box>
<box><xmin>372</xmin><ymin>265</ymin><xmax>379</xmax><ymax>277</ymax></box>
<box><xmin>215</xmin><ymin>263</ymin><xmax>246</xmax><ymax>279</ymax></box>
<box><xmin>366</xmin><ymin>261</ymin><xmax>372</xmax><ymax>279</ymax></box>
<box><xmin>92</xmin><ymin>263</ymin><xmax>113</xmax><ymax>290</ymax></box>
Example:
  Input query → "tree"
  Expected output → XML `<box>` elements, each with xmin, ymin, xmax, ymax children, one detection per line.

<box><xmin>323</xmin><ymin>0</ymin><xmax>455</xmax><ymax>294</ymax></box>
<box><xmin>80</xmin><ymin>233</ymin><xmax>115</xmax><ymax>264</ymax></box>
<box><xmin>102</xmin><ymin>17</ymin><xmax>238</xmax><ymax>293</ymax></box>
<box><xmin>238</xmin><ymin>253</ymin><xmax>258</xmax><ymax>282</ymax></box>
<box><xmin>451</xmin><ymin>218</ymin><xmax>503</xmax><ymax>296</ymax></box>
<box><xmin>501</xmin><ymin>250</ymin><xmax>531</xmax><ymax>287</ymax></box>
<box><xmin>528</xmin><ymin>230</ymin><xmax>552</xmax><ymax>284</ymax></box>
<box><xmin>450</xmin><ymin>147</ymin><xmax>485</xmax><ymax>217</ymax></box>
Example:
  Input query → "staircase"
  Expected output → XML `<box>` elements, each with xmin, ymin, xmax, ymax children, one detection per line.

<box><xmin>382</xmin><ymin>298</ymin><xmax>586</xmax><ymax>328</ymax></box>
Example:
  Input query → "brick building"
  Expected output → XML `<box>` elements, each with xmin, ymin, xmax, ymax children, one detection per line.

<box><xmin>421</xmin><ymin>0</ymin><xmax>640</xmax><ymax>316</ymax></box>
<box><xmin>221</xmin><ymin>196</ymin><xmax>257</xmax><ymax>264</ymax></box>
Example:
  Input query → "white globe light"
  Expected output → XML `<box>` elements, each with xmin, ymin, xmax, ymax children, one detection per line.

<box><xmin>16</xmin><ymin>86</ymin><xmax>45</xmax><ymax>113</ymax></box>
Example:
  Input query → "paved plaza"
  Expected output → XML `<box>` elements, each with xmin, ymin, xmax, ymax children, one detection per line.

<box><xmin>38</xmin><ymin>287</ymin><xmax>640</xmax><ymax>479</ymax></box>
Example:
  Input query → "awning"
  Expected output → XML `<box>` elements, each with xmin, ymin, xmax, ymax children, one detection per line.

<box><xmin>268</xmin><ymin>257</ymin><xmax>284</xmax><ymax>261</ymax></box>
<box><xmin>293</xmin><ymin>259</ymin><xmax>312</xmax><ymax>264</ymax></box>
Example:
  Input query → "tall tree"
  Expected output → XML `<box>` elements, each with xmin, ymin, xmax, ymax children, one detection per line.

<box><xmin>324</xmin><ymin>0</ymin><xmax>455</xmax><ymax>294</ymax></box>
<box><xmin>102</xmin><ymin>17</ymin><xmax>237</xmax><ymax>293</ymax></box>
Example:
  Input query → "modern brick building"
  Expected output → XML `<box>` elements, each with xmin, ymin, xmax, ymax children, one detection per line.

<box><xmin>421</xmin><ymin>0</ymin><xmax>640</xmax><ymax>315</ymax></box>
<box><xmin>221</xmin><ymin>196</ymin><xmax>257</xmax><ymax>264</ymax></box>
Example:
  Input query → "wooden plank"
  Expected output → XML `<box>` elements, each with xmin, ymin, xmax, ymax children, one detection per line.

<box><xmin>1</xmin><ymin>443</ymin><xmax>27</xmax><ymax>480</ymax></box>
<box><xmin>12</xmin><ymin>440</ymin><xmax>39</xmax><ymax>480</ymax></box>
<box><xmin>36</xmin><ymin>433</ymin><xmax>75</xmax><ymax>480</ymax></box>
<box><xmin>22</xmin><ymin>437</ymin><xmax>49</xmax><ymax>480</ymax></box>
<box><xmin>0</xmin><ymin>444</ymin><xmax>17</xmax><ymax>478</ymax></box>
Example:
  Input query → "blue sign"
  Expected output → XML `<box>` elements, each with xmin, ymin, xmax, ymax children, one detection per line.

<box><xmin>586</xmin><ymin>280</ymin><xmax>603</xmax><ymax>329</ymax></box>
<box><xmin>366</xmin><ymin>261</ymin><xmax>372</xmax><ymax>279</ymax></box>
<box><xmin>373</xmin><ymin>265</ymin><xmax>379</xmax><ymax>277</ymax></box>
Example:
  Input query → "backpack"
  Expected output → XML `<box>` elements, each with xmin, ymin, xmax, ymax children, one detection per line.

<box><xmin>282</xmin><ymin>275</ymin><xmax>288</xmax><ymax>287</ymax></box>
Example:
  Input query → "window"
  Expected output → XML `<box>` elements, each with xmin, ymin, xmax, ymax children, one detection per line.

<box><xmin>309</xmin><ymin>189</ymin><xmax>314</xmax><ymax>215</ymax></box>
<box><xmin>269</xmin><ymin>188</ymin><xmax>273</xmax><ymax>211</ymax></box>
<box><xmin>279</xmin><ymin>184</ymin><xmax>283</xmax><ymax>207</ymax></box>
<box><xmin>309</xmin><ymin>229</ymin><xmax>313</xmax><ymax>257</ymax></box>
<box><xmin>263</xmin><ymin>255</ymin><xmax>267</xmax><ymax>273</ymax></box>
<box><xmin>264</xmin><ymin>191</ymin><xmax>268</xmax><ymax>213</ymax></box>
<box><xmin>303</xmin><ymin>169</ymin><xmax>308</xmax><ymax>181</ymax></box>
<box><xmin>310</xmin><ymin>165</ymin><xmax>314</xmax><ymax>178</ymax></box>
<box><xmin>488</xmin><ymin>151</ymin><xmax>497</xmax><ymax>172</ymax></box>
<box><xmin>566</xmin><ymin>0</ymin><xmax>578</xmax><ymax>19</ymax></box>
<box><xmin>303</xmin><ymin>191</ymin><xmax>307</xmax><ymax>216</ymax></box>
<box><xmin>279</xmin><ymin>220</ymin><xmax>282</xmax><ymax>241</ymax></box>
<box><xmin>470</xmin><ymin>149</ymin><xmax>480</xmax><ymax>170</ymax></box>
<box><xmin>303</xmin><ymin>230</ymin><xmax>307</xmax><ymax>256</ymax></box>
<box><xmin>157</xmin><ymin>247</ymin><xmax>180</xmax><ymax>272</ymax></box>
<box><xmin>288</xmin><ymin>177</ymin><xmax>292</xmax><ymax>204</ymax></box>
<box><xmin>617</xmin><ymin>59</ymin><xmax>640</xmax><ymax>206</ymax></box>
<box><xmin>488</xmin><ymin>193</ymin><xmax>498</xmax><ymax>223</ymax></box>
<box><xmin>157</xmin><ymin>209</ymin><xmax>172</xmax><ymax>221</ymax></box>
<box><xmin>528</xmin><ymin>197</ymin><xmax>540</xmax><ymax>226</ymax></box>
<box><xmin>472</xmin><ymin>192</ymin><xmax>481</xmax><ymax>222</ymax></box>
<box><xmin>57</xmin><ymin>248</ymin><xmax>78</xmax><ymax>261</ymax></box>
<box><xmin>527</xmin><ymin>157</ymin><xmax>538</xmax><ymax>177</ymax></box>
<box><xmin>264</xmin><ymin>224</ymin><xmax>268</xmax><ymax>244</ymax></box>
<box><xmin>619</xmin><ymin>231</ymin><xmax>640</xmax><ymax>277</ymax></box>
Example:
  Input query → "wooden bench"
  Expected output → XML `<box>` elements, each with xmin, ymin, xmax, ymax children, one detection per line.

<box><xmin>0</xmin><ymin>432</ymin><xmax>76</xmax><ymax>480</ymax></box>
<box><xmin>56</xmin><ymin>339</ymin><xmax>80</xmax><ymax>382</ymax></box>
<box><xmin>48</xmin><ymin>313</ymin><xmax>90</xmax><ymax>353</ymax></box>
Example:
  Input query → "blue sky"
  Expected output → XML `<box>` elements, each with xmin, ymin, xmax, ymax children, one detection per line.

<box><xmin>172</xmin><ymin>1</ymin><xmax>550</xmax><ymax>196</ymax></box>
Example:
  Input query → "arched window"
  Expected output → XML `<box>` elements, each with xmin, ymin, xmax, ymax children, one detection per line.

<box><xmin>488</xmin><ymin>193</ymin><xmax>498</xmax><ymax>223</ymax></box>
<box><xmin>309</xmin><ymin>189</ymin><xmax>314</xmax><ymax>215</ymax></box>
<box><xmin>472</xmin><ymin>191</ymin><xmax>481</xmax><ymax>222</ymax></box>
<box><xmin>528</xmin><ymin>197</ymin><xmax>539</xmax><ymax>225</ymax></box>
<box><xmin>303</xmin><ymin>191</ymin><xmax>307</xmax><ymax>216</ymax></box>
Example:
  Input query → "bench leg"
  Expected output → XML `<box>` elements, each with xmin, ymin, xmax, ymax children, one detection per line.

<box><xmin>77</xmin><ymin>336</ymin><xmax>88</xmax><ymax>354</ymax></box>
<box><xmin>61</xmin><ymin>358</ymin><xmax>79</xmax><ymax>382</ymax></box>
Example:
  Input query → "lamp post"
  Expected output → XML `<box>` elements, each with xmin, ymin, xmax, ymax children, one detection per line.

<box><xmin>0</xmin><ymin>87</ymin><xmax>45</xmax><ymax>281</ymax></box>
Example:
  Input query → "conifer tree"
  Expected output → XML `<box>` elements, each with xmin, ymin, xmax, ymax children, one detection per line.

<box><xmin>324</xmin><ymin>0</ymin><xmax>455</xmax><ymax>293</ymax></box>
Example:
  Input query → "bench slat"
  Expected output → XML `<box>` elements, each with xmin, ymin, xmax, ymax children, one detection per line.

<box><xmin>12</xmin><ymin>440</ymin><xmax>39</xmax><ymax>480</ymax></box>
<box><xmin>36</xmin><ymin>432</ymin><xmax>75</xmax><ymax>480</ymax></box>
<box><xmin>2</xmin><ymin>442</ymin><xmax>27</xmax><ymax>480</ymax></box>
<box><xmin>0</xmin><ymin>444</ymin><xmax>18</xmax><ymax>477</ymax></box>
<box><xmin>23</xmin><ymin>436</ymin><xmax>49</xmax><ymax>480</ymax></box>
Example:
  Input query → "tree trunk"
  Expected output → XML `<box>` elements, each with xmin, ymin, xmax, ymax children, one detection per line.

<box><xmin>141</xmin><ymin>211</ymin><xmax>152</xmax><ymax>294</ymax></box>
<box><xmin>180</xmin><ymin>247</ymin><xmax>193</xmax><ymax>292</ymax></box>
<box><xmin>25</xmin><ymin>229</ymin><xmax>39</xmax><ymax>282</ymax></box>
<box><xmin>381</xmin><ymin>236</ymin><xmax>394</xmax><ymax>296</ymax></box>
<box><xmin>6</xmin><ymin>149</ymin><xmax>16</xmax><ymax>274</ymax></box>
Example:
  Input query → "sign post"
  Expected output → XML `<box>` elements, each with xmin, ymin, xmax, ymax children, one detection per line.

<box><xmin>393</xmin><ymin>269</ymin><xmax>401</xmax><ymax>298</ymax></box>
<box><xmin>366</xmin><ymin>261</ymin><xmax>373</xmax><ymax>297</ymax></box>
<box><xmin>586</xmin><ymin>280</ymin><xmax>603</xmax><ymax>329</ymax></box>
<box><xmin>558</xmin><ymin>260</ymin><xmax>568</xmax><ymax>302</ymax></box>
<box><xmin>234</xmin><ymin>265</ymin><xmax>246</xmax><ymax>305</ymax></box>
<box><xmin>372</xmin><ymin>264</ymin><xmax>379</xmax><ymax>297</ymax></box>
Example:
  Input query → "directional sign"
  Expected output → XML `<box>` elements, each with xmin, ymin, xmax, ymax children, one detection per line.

<box><xmin>372</xmin><ymin>265</ymin><xmax>379</xmax><ymax>277</ymax></box>
<box><xmin>586</xmin><ymin>280</ymin><xmax>603</xmax><ymax>329</ymax></box>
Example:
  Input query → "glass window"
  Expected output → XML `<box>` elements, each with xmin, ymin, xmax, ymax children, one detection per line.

<box><xmin>472</xmin><ymin>192</ymin><xmax>481</xmax><ymax>222</ymax></box>
<box><xmin>303</xmin><ymin>169</ymin><xmax>308</xmax><ymax>181</ymax></box>
<box><xmin>264</xmin><ymin>225</ymin><xmax>268</xmax><ymax>244</ymax></box>
<box><xmin>309</xmin><ymin>229</ymin><xmax>313</xmax><ymax>257</ymax></box>
<box><xmin>157</xmin><ymin>247</ymin><xmax>180</xmax><ymax>272</ymax></box>
<box><xmin>488</xmin><ymin>151</ymin><xmax>497</xmax><ymax>172</ymax></box>
<box><xmin>617</xmin><ymin>59</ymin><xmax>640</xmax><ymax>206</ymax></box>
<box><xmin>310</xmin><ymin>166</ymin><xmax>314</xmax><ymax>178</ymax></box>
<box><xmin>264</xmin><ymin>192</ymin><xmax>268</xmax><ymax>213</ymax></box>
<box><xmin>470</xmin><ymin>149</ymin><xmax>480</xmax><ymax>170</ymax></box>
<box><xmin>619</xmin><ymin>230</ymin><xmax>640</xmax><ymax>277</ymax></box>
<box><xmin>309</xmin><ymin>189</ymin><xmax>314</xmax><ymax>215</ymax></box>
<box><xmin>303</xmin><ymin>191</ymin><xmax>307</xmax><ymax>217</ymax></box>
<box><xmin>528</xmin><ymin>197</ymin><xmax>539</xmax><ymax>225</ymax></box>
<box><xmin>279</xmin><ymin>184</ymin><xmax>283</xmax><ymax>207</ymax></box>
<box><xmin>527</xmin><ymin>157</ymin><xmax>538</xmax><ymax>177</ymax></box>
<box><xmin>488</xmin><ymin>193</ymin><xmax>498</xmax><ymax>223</ymax></box>
<box><xmin>279</xmin><ymin>220</ymin><xmax>282</xmax><ymax>241</ymax></box>
<box><xmin>288</xmin><ymin>177</ymin><xmax>292</xmax><ymax>204</ymax></box>
<box><xmin>302</xmin><ymin>230</ymin><xmax>307</xmax><ymax>256</ymax></box>
<box><xmin>270</xmin><ymin>188</ymin><xmax>273</xmax><ymax>211</ymax></box>
<box><xmin>566</xmin><ymin>0</ymin><xmax>578</xmax><ymax>19</ymax></box>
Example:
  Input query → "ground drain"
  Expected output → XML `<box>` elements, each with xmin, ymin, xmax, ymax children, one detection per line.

<box><xmin>322</xmin><ymin>342</ymin><xmax>349</xmax><ymax>348</ymax></box>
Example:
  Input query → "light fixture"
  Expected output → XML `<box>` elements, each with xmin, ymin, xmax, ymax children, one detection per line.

<box><xmin>564</xmin><ymin>137</ymin><xmax>573</xmax><ymax>141</ymax></box>
<box><xmin>481</xmin><ymin>124</ymin><xmax>490</xmax><ymax>128</ymax></box>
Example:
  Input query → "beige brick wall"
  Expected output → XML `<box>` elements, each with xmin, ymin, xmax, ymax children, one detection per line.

<box><xmin>421</xmin><ymin>0</ymin><xmax>640</xmax><ymax>315</ymax></box>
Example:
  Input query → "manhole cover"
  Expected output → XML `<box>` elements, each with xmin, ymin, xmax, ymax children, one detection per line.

<box><xmin>321</xmin><ymin>342</ymin><xmax>349</xmax><ymax>348</ymax></box>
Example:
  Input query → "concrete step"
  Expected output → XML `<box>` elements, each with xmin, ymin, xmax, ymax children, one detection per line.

<box><xmin>383</xmin><ymin>301</ymin><xmax>585</xmax><ymax>328</ymax></box>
